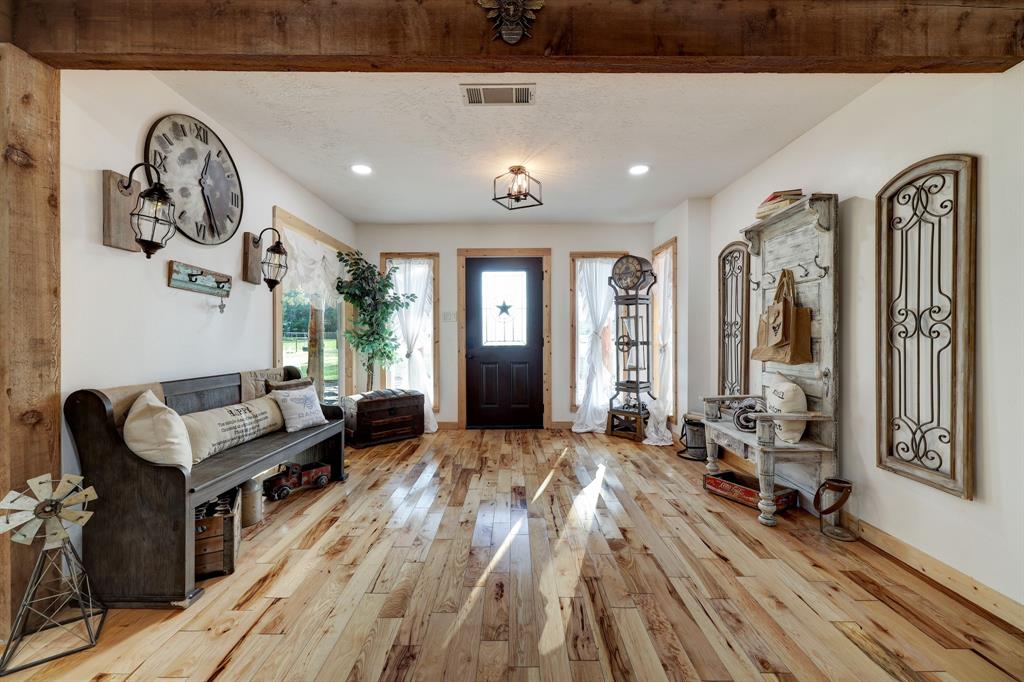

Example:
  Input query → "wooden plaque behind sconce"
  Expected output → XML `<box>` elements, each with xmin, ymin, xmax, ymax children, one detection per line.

<box><xmin>241</xmin><ymin>232</ymin><xmax>262</xmax><ymax>285</ymax></box>
<box><xmin>876</xmin><ymin>154</ymin><xmax>976</xmax><ymax>499</ymax></box>
<box><xmin>717</xmin><ymin>241</ymin><xmax>750</xmax><ymax>395</ymax></box>
<box><xmin>102</xmin><ymin>170</ymin><xmax>141</xmax><ymax>253</ymax></box>
<box><xmin>167</xmin><ymin>260</ymin><xmax>232</xmax><ymax>298</ymax></box>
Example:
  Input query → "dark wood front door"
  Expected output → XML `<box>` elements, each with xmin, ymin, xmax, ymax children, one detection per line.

<box><xmin>465</xmin><ymin>257</ymin><xmax>544</xmax><ymax>428</ymax></box>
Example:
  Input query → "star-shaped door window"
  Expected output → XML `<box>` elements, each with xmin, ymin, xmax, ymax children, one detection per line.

<box><xmin>497</xmin><ymin>301</ymin><xmax>512</xmax><ymax>316</ymax></box>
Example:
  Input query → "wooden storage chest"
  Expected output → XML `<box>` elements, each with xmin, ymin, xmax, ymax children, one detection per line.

<box><xmin>342</xmin><ymin>389</ymin><xmax>424</xmax><ymax>448</ymax></box>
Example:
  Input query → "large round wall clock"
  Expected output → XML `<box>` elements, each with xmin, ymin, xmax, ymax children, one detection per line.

<box><xmin>144</xmin><ymin>114</ymin><xmax>243</xmax><ymax>245</ymax></box>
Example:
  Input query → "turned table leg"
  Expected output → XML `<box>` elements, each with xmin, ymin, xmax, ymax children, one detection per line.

<box><xmin>704</xmin><ymin>431</ymin><xmax>721</xmax><ymax>474</ymax></box>
<box><xmin>757</xmin><ymin>451</ymin><xmax>777</xmax><ymax>526</ymax></box>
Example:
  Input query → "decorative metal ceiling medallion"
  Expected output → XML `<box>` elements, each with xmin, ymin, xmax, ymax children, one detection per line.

<box><xmin>478</xmin><ymin>0</ymin><xmax>545</xmax><ymax>45</ymax></box>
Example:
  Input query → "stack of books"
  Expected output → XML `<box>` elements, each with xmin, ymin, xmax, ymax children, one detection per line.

<box><xmin>756</xmin><ymin>189</ymin><xmax>804</xmax><ymax>219</ymax></box>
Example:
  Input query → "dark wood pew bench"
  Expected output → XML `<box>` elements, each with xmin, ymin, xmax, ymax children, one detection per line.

<box><xmin>63</xmin><ymin>366</ymin><xmax>345</xmax><ymax>609</ymax></box>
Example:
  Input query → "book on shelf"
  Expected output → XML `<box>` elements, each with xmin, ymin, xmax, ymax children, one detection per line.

<box><xmin>756</xmin><ymin>189</ymin><xmax>804</xmax><ymax>219</ymax></box>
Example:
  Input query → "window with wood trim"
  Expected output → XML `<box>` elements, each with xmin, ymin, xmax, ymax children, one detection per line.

<box><xmin>271</xmin><ymin>206</ymin><xmax>354</xmax><ymax>404</ymax></box>
<box><xmin>651</xmin><ymin>238</ymin><xmax>677</xmax><ymax>421</ymax></box>
<box><xmin>381</xmin><ymin>253</ymin><xmax>440</xmax><ymax>412</ymax></box>
<box><xmin>570</xmin><ymin>252</ymin><xmax>626</xmax><ymax>412</ymax></box>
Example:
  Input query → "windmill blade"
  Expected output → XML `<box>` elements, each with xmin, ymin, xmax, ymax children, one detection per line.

<box><xmin>61</xmin><ymin>486</ymin><xmax>98</xmax><ymax>507</ymax></box>
<box><xmin>53</xmin><ymin>474</ymin><xmax>85</xmax><ymax>499</ymax></box>
<box><xmin>0</xmin><ymin>490</ymin><xmax>37</xmax><ymax>512</ymax></box>
<box><xmin>59</xmin><ymin>509</ymin><xmax>93</xmax><ymax>527</ymax></box>
<box><xmin>11</xmin><ymin>518</ymin><xmax>42</xmax><ymax>545</ymax></box>
<box><xmin>43</xmin><ymin>517</ymin><xmax>69</xmax><ymax>549</ymax></box>
<box><xmin>26</xmin><ymin>474</ymin><xmax>54</xmax><ymax>502</ymax></box>
<box><xmin>0</xmin><ymin>511</ymin><xmax>35</xmax><ymax>534</ymax></box>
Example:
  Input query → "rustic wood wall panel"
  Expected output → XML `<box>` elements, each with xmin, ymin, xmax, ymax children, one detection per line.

<box><xmin>0</xmin><ymin>43</ymin><xmax>61</xmax><ymax>636</ymax></box>
<box><xmin>717</xmin><ymin>241</ymin><xmax>750</xmax><ymax>395</ymax></box>
<box><xmin>743</xmin><ymin>194</ymin><xmax>839</xmax><ymax>498</ymax></box>
<box><xmin>11</xmin><ymin>1</ymin><xmax>1024</xmax><ymax>72</ymax></box>
<box><xmin>876</xmin><ymin>155</ymin><xmax>976</xmax><ymax>499</ymax></box>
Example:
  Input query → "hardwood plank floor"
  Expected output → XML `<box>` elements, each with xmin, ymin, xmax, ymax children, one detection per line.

<box><xmin>11</xmin><ymin>431</ymin><xmax>1022</xmax><ymax>681</ymax></box>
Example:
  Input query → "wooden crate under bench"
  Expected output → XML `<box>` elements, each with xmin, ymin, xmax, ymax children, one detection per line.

<box><xmin>194</xmin><ymin>487</ymin><xmax>241</xmax><ymax>578</ymax></box>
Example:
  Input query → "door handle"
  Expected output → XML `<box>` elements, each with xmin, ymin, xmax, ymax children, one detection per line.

<box><xmin>466</xmin><ymin>353</ymin><xmax>475</xmax><ymax>360</ymax></box>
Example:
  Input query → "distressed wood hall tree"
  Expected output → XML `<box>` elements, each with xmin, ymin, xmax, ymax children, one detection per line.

<box><xmin>0</xmin><ymin>43</ymin><xmax>61</xmax><ymax>638</ymax></box>
<box><xmin>703</xmin><ymin>194</ymin><xmax>840</xmax><ymax>526</ymax></box>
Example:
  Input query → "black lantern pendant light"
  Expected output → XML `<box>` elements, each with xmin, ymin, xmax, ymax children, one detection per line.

<box><xmin>493</xmin><ymin>165</ymin><xmax>542</xmax><ymax>210</ymax></box>
<box><xmin>252</xmin><ymin>228</ymin><xmax>289</xmax><ymax>291</ymax></box>
<box><xmin>119</xmin><ymin>162</ymin><xmax>177</xmax><ymax>258</ymax></box>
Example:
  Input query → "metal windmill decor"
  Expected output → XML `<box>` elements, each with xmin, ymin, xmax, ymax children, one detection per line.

<box><xmin>0</xmin><ymin>474</ymin><xmax>106</xmax><ymax>676</ymax></box>
<box><xmin>478</xmin><ymin>0</ymin><xmax>545</xmax><ymax>44</ymax></box>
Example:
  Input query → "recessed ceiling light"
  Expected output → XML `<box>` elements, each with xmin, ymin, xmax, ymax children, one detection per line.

<box><xmin>629</xmin><ymin>164</ymin><xmax>650</xmax><ymax>176</ymax></box>
<box><xmin>350</xmin><ymin>164</ymin><xmax>373</xmax><ymax>175</ymax></box>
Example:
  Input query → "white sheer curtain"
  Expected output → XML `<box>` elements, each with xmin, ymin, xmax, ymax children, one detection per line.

<box><xmin>643</xmin><ymin>248</ymin><xmax>674</xmax><ymax>445</ymax></box>
<box><xmin>280</xmin><ymin>229</ymin><xmax>341</xmax><ymax>311</ymax></box>
<box><xmin>386</xmin><ymin>258</ymin><xmax>437</xmax><ymax>433</ymax></box>
<box><xmin>572</xmin><ymin>258</ymin><xmax>616</xmax><ymax>433</ymax></box>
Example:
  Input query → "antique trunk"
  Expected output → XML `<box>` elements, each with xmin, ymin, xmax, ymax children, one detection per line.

<box><xmin>342</xmin><ymin>389</ymin><xmax>425</xmax><ymax>448</ymax></box>
<box><xmin>703</xmin><ymin>471</ymin><xmax>798</xmax><ymax>512</ymax></box>
<box><xmin>194</xmin><ymin>487</ymin><xmax>241</xmax><ymax>578</ymax></box>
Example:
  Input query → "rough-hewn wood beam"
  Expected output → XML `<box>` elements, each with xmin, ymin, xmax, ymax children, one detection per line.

<box><xmin>12</xmin><ymin>0</ymin><xmax>1024</xmax><ymax>73</ymax></box>
<box><xmin>0</xmin><ymin>42</ymin><xmax>60</xmax><ymax>638</ymax></box>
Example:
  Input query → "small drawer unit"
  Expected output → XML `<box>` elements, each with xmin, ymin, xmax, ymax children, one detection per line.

<box><xmin>194</xmin><ymin>487</ymin><xmax>241</xmax><ymax>578</ymax></box>
<box><xmin>342</xmin><ymin>389</ymin><xmax>425</xmax><ymax>448</ymax></box>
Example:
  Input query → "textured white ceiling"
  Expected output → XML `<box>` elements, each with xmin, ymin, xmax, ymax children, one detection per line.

<box><xmin>156</xmin><ymin>72</ymin><xmax>882</xmax><ymax>224</ymax></box>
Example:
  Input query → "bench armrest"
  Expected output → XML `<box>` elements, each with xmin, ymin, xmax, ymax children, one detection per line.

<box><xmin>321</xmin><ymin>403</ymin><xmax>345</xmax><ymax>421</ymax></box>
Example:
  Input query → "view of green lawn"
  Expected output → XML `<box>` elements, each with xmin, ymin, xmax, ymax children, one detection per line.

<box><xmin>282</xmin><ymin>336</ymin><xmax>339</xmax><ymax>380</ymax></box>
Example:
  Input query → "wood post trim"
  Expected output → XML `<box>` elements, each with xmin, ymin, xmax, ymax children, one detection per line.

<box><xmin>0</xmin><ymin>42</ymin><xmax>61</xmax><ymax>636</ymax></box>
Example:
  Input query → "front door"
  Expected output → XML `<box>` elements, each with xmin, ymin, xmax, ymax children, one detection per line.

<box><xmin>465</xmin><ymin>257</ymin><xmax>544</xmax><ymax>428</ymax></box>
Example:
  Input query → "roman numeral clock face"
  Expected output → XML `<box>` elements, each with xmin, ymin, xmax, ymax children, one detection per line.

<box><xmin>145</xmin><ymin>114</ymin><xmax>243</xmax><ymax>245</ymax></box>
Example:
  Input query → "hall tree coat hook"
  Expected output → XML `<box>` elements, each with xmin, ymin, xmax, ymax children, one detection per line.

<box><xmin>243</xmin><ymin>228</ymin><xmax>289</xmax><ymax>291</ymax></box>
<box><xmin>102</xmin><ymin>162</ymin><xmax>178</xmax><ymax>257</ymax></box>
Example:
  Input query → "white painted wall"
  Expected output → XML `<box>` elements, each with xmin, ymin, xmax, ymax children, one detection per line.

<box><xmin>706</xmin><ymin>65</ymin><xmax>1024</xmax><ymax>601</ymax></box>
<box><xmin>60</xmin><ymin>71</ymin><xmax>355</xmax><ymax>475</ymax></box>
<box><xmin>356</xmin><ymin>223</ymin><xmax>654</xmax><ymax>424</ymax></box>
<box><xmin>653</xmin><ymin>199</ymin><xmax>712</xmax><ymax>419</ymax></box>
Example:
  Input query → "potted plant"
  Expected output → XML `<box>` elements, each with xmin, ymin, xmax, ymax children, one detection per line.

<box><xmin>336</xmin><ymin>251</ymin><xmax>415</xmax><ymax>392</ymax></box>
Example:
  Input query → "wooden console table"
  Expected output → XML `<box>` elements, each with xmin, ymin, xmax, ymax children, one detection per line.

<box><xmin>702</xmin><ymin>396</ymin><xmax>836</xmax><ymax>526</ymax></box>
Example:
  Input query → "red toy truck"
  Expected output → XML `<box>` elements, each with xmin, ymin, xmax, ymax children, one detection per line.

<box><xmin>263</xmin><ymin>461</ymin><xmax>331</xmax><ymax>500</ymax></box>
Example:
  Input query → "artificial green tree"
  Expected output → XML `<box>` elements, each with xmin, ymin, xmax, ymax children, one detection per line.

<box><xmin>336</xmin><ymin>251</ymin><xmax>416</xmax><ymax>392</ymax></box>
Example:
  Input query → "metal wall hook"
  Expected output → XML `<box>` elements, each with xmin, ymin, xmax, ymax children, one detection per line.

<box><xmin>814</xmin><ymin>255</ymin><xmax>830</xmax><ymax>277</ymax></box>
<box><xmin>750</xmin><ymin>274</ymin><xmax>761</xmax><ymax>291</ymax></box>
<box><xmin>795</xmin><ymin>262</ymin><xmax>810</xmax><ymax>278</ymax></box>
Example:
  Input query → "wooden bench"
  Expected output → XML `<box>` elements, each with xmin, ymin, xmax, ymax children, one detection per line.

<box><xmin>63</xmin><ymin>366</ymin><xmax>345</xmax><ymax>609</ymax></box>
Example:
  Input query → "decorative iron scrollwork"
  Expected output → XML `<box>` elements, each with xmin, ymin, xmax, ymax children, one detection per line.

<box><xmin>718</xmin><ymin>242</ymin><xmax>750</xmax><ymax>395</ymax></box>
<box><xmin>876</xmin><ymin>155</ymin><xmax>976</xmax><ymax>499</ymax></box>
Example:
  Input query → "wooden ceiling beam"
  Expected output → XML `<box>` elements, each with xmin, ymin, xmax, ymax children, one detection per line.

<box><xmin>11</xmin><ymin>0</ymin><xmax>1024</xmax><ymax>73</ymax></box>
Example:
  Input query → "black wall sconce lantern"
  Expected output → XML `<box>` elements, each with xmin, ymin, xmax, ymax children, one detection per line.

<box><xmin>249</xmin><ymin>228</ymin><xmax>288</xmax><ymax>291</ymax></box>
<box><xmin>493</xmin><ymin>165</ymin><xmax>542</xmax><ymax>210</ymax></box>
<box><xmin>118</xmin><ymin>162</ymin><xmax>177</xmax><ymax>258</ymax></box>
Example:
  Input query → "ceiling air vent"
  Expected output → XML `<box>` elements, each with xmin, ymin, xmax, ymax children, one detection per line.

<box><xmin>461</xmin><ymin>83</ymin><xmax>536</xmax><ymax>106</ymax></box>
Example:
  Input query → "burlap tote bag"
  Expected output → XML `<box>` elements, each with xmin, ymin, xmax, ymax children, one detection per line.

<box><xmin>752</xmin><ymin>269</ymin><xmax>813</xmax><ymax>364</ymax></box>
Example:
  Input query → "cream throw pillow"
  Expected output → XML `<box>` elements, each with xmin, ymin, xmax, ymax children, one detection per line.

<box><xmin>271</xmin><ymin>385</ymin><xmax>328</xmax><ymax>433</ymax></box>
<box><xmin>765</xmin><ymin>373</ymin><xmax>807</xmax><ymax>443</ymax></box>
<box><xmin>123</xmin><ymin>390</ymin><xmax>193</xmax><ymax>471</ymax></box>
<box><xmin>181</xmin><ymin>396</ymin><xmax>284</xmax><ymax>464</ymax></box>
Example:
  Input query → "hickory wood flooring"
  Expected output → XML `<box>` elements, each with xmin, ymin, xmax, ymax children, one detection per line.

<box><xmin>13</xmin><ymin>430</ymin><xmax>1024</xmax><ymax>681</ymax></box>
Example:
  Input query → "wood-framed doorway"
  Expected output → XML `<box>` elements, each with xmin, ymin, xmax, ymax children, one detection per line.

<box><xmin>457</xmin><ymin>248</ymin><xmax>551</xmax><ymax>429</ymax></box>
<box><xmin>271</xmin><ymin>205</ymin><xmax>356</xmax><ymax>398</ymax></box>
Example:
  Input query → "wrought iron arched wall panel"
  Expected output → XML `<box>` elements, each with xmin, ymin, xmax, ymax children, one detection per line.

<box><xmin>718</xmin><ymin>241</ymin><xmax>750</xmax><ymax>395</ymax></box>
<box><xmin>876</xmin><ymin>155</ymin><xmax>976</xmax><ymax>499</ymax></box>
